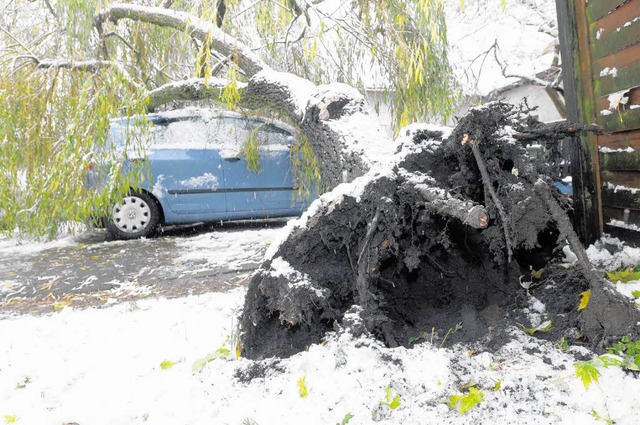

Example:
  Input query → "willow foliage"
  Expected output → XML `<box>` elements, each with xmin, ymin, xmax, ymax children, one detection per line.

<box><xmin>1</xmin><ymin>0</ymin><xmax>459</xmax><ymax>237</ymax></box>
<box><xmin>240</xmin><ymin>0</ymin><xmax>456</xmax><ymax>130</ymax></box>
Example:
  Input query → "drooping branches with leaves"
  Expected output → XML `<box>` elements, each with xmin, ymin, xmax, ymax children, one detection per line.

<box><xmin>1</xmin><ymin>0</ymin><xmax>457</xmax><ymax>237</ymax></box>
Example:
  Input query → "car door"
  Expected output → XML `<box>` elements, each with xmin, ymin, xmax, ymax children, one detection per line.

<box><xmin>146</xmin><ymin>116</ymin><xmax>226</xmax><ymax>215</ymax></box>
<box><xmin>215</xmin><ymin>117</ymin><xmax>263</xmax><ymax>213</ymax></box>
<box><xmin>255</xmin><ymin>123</ymin><xmax>300</xmax><ymax>211</ymax></box>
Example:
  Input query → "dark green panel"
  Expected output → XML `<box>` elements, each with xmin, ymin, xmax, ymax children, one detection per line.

<box><xmin>593</xmin><ymin>62</ymin><xmax>640</xmax><ymax>98</ymax></box>
<box><xmin>591</xmin><ymin>20</ymin><xmax>640</xmax><ymax>59</ymax></box>
<box><xmin>601</xmin><ymin>186</ymin><xmax>640</xmax><ymax>209</ymax></box>
<box><xmin>598</xmin><ymin>108</ymin><xmax>640</xmax><ymax>133</ymax></box>
<box><xmin>600</xmin><ymin>150</ymin><xmax>640</xmax><ymax>171</ymax></box>
<box><xmin>587</xmin><ymin>0</ymin><xmax>628</xmax><ymax>23</ymax></box>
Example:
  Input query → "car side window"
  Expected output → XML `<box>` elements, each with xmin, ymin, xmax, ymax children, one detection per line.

<box><xmin>262</xmin><ymin>124</ymin><xmax>291</xmax><ymax>146</ymax></box>
<box><xmin>259</xmin><ymin>123</ymin><xmax>293</xmax><ymax>156</ymax></box>
<box><xmin>209</xmin><ymin>117</ymin><xmax>272</xmax><ymax>157</ymax></box>
<box><xmin>151</xmin><ymin>118</ymin><xmax>209</xmax><ymax>149</ymax></box>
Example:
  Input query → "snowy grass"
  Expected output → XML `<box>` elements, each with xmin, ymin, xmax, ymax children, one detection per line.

<box><xmin>2</xmin><ymin>284</ymin><xmax>640</xmax><ymax>424</ymax></box>
<box><xmin>2</xmin><ymin>230</ymin><xmax>640</xmax><ymax>423</ymax></box>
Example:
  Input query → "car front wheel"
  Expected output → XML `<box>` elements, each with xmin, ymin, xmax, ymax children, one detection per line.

<box><xmin>105</xmin><ymin>191</ymin><xmax>160</xmax><ymax>239</ymax></box>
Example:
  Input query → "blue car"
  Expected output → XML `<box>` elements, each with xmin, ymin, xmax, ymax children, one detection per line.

<box><xmin>96</xmin><ymin>108</ymin><xmax>315</xmax><ymax>239</ymax></box>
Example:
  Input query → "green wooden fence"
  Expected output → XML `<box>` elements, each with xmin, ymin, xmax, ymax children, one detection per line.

<box><xmin>557</xmin><ymin>0</ymin><xmax>640</xmax><ymax>243</ymax></box>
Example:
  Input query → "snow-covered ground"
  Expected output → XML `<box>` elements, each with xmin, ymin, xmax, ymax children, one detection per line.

<box><xmin>0</xmin><ymin>1</ymin><xmax>636</xmax><ymax>423</ymax></box>
<box><xmin>1</xmin><ymin>231</ymin><xmax>640</xmax><ymax>425</ymax></box>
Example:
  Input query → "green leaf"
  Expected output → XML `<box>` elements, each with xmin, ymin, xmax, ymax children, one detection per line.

<box><xmin>389</xmin><ymin>393</ymin><xmax>401</xmax><ymax>410</ymax></box>
<box><xmin>521</xmin><ymin>320</ymin><xmax>553</xmax><ymax>335</ymax></box>
<box><xmin>380</xmin><ymin>387</ymin><xmax>401</xmax><ymax>410</ymax></box>
<box><xmin>631</xmin><ymin>290</ymin><xmax>640</xmax><ymax>298</ymax></box>
<box><xmin>160</xmin><ymin>360</ymin><xmax>177</xmax><ymax>370</ymax></box>
<box><xmin>598</xmin><ymin>354</ymin><xmax>623</xmax><ymax>368</ymax></box>
<box><xmin>448</xmin><ymin>387</ymin><xmax>484</xmax><ymax>414</ymax></box>
<box><xmin>204</xmin><ymin>348</ymin><xmax>231</xmax><ymax>362</ymax></box>
<box><xmin>298</xmin><ymin>376</ymin><xmax>308</xmax><ymax>398</ymax></box>
<box><xmin>3</xmin><ymin>416</ymin><xmax>17</xmax><ymax>424</ymax></box>
<box><xmin>591</xmin><ymin>409</ymin><xmax>614</xmax><ymax>424</ymax></box>
<box><xmin>493</xmin><ymin>380</ymin><xmax>502</xmax><ymax>392</ymax></box>
<box><xmin>53</xmin><ymin>301</ymin><xmax>70</xmax><ymax>311</ymax></box>
<box><xmin>531</xmin><ymin>268</ymin><xmax>544</xmax><ymax>279</ymax></box>
<box><xmin>573</xmin><ymin>360</ymin><xmax>601</xmax><ymax>388</ymax></box>
<box><xmin>340</xmin><ymin>413</ymin><xmax>354</xmax><ymax>425</ymax></box>
<box><xmin>559</xmin><ymin>338</ymin><xmax>569</xmax><ymax>351</ymax></box>
<box><xmin>448</xmin><ymin>394</ymin><xmax>462</xmax><ymax>409</ymax></box>
<box><xmin>192</xmin><ymin>358</ymin><xmax>208</xmax><ymax>373</ymax></box>
<box><xmin>606</xmin><ymin>269</ymin><xmax>640</xmax><ymax>283</ymax></box>
<box><xmin>408</xmin><ymin>332</ymin><xmax>427</xmax><ymax>344</ymax></box>
<box><xmin>606</xmin><ymin>337</ymin><xmax>640</xmax><ymax>371</ymax></box>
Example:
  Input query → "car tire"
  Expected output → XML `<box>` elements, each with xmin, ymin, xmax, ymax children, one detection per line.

<box><xmin>105</xmin><ymin>191</ymin><xmax>161</xmax><ymax>239</ymax></box>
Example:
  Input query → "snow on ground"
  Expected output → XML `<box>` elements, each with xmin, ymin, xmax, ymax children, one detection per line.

<box><xmin>2</xmin><ymin>234</ymin><xmax>640</xmax><ymax>424</ymax></box>
<box><xmin>586</xmin><ymin>235</ymin><xmax>640</xmax><ymax>303</ymax></box>
<box><xmin>587</xmin><ymin>235</ymin><xmax>640</xmax><ymax>272</ymax></box>
<box><xmin>0</xmin><ymin>233</ymin><xmax>78</xmax><ymax>256</ymax></box>
<box><xmin>1</xmin><ymin>290</ymin><xmax>639</xmax><ymax>425</ymax></box>
<box><xmin>174</xmin><ymin>226</ymin><xmax>282</xmax><ymax>272</ymax></box>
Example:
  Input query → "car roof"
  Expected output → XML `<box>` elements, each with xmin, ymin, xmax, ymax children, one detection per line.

<box><xmin>110</xmin><ymin>107</ymin><xmax>298</xmax><ymax>136</ymax></box>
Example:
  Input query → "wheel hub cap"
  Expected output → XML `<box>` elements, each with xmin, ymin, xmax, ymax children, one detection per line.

<box><xmin>112</xmin><ymin>196</ymin><xmax>151</xmax><ymax>234</ymax></box>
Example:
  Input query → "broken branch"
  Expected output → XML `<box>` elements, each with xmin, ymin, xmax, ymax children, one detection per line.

<box><xmin>413</xmin><ymin>183</ymin><xmax>488</xmax><ymax>229</ymax></box>
<box><xmin>469</xmin><ymin>136</ymin><xmax>514</xmax><ymax>262</ymax></box>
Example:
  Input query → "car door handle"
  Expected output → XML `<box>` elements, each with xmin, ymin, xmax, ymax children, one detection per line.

<box><xmin>223</xmin><ymin>157</ymin><xmax>241</xmax><ymax>162</ymax></box>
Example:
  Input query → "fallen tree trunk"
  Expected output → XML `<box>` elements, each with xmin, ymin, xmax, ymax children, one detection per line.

<box><xmin>239</xmin><ymin>103</ymin><xmax>640</xmax><ymax>359</ymax></box>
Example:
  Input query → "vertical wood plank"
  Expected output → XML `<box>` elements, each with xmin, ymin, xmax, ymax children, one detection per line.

<box><xmin>556</xmin><ymin>0</ymin><xmax>604</xmax><ymax>243</ymax></box>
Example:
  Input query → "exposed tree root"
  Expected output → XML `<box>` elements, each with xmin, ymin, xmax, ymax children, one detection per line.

<box><xmin>470</xmin><ymin>138</ymin><xmax>513</xmax><ymax>262</ymax></box>
<box><xmin>239</xmin><ymin>103</ymin><xmax>640</xmax><ymax>359</ymax></box>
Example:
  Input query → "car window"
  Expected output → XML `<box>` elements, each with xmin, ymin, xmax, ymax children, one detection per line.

<box><xmin>151</xmin><ymin>118</ymin><xmax>210</xmax><ymax>149</ymax></box>
<box><xmin>208</xmin><ymin>117</ymin><xmax>270</xmax><ymax>157</ymax></box>
<box><xmin>258</xmin><ymin>123</ymin><xmax>293</xmax><ymax>156</ymax></box>
<box><xmin>106</xmin><ymin>120</ymin><xmax>154</xmax><ymax>160</ymax></box>
<box><xmin>262</xmin><ymin>123</ymin><xmax>291</xmax><ymax>146</ymax></box>
<box><xmin>108</xmin><ymin>113</ymin><xmax>295</xmax><ymax>158</ymax></box>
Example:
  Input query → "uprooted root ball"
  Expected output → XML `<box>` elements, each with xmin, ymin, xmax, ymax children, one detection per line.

<box><xmin>239</xmin><ymin>103</ymin><xmax>640</xmax><ymax>359</ymax></box>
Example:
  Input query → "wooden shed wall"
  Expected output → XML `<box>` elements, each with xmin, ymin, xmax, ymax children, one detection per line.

<box><xmin>557</xmin><ymin>0</ymin><xmax>640</xmax><ymax>242</ymax></box>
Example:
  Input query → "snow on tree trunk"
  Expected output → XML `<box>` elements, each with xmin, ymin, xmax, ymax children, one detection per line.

<box><xmin>244</xmin><ymin>70</ymin><xmax>394</xmax><ymax>188</ymax></box>
<box><xmin>239</xmin><ymin>103</ymin><xmax>640</xmax><ymax>359</ymax></box>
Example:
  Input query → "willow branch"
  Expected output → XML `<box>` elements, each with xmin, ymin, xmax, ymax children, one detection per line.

<box><xmin>15</xmin><ymin>56</ymin><xmax>143</xmax><ymax>91</ymax></box>
<box><xmin>96</xmin><ymin>3</ymin><xmax>269</xmax><ymax>77</ymax></box>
